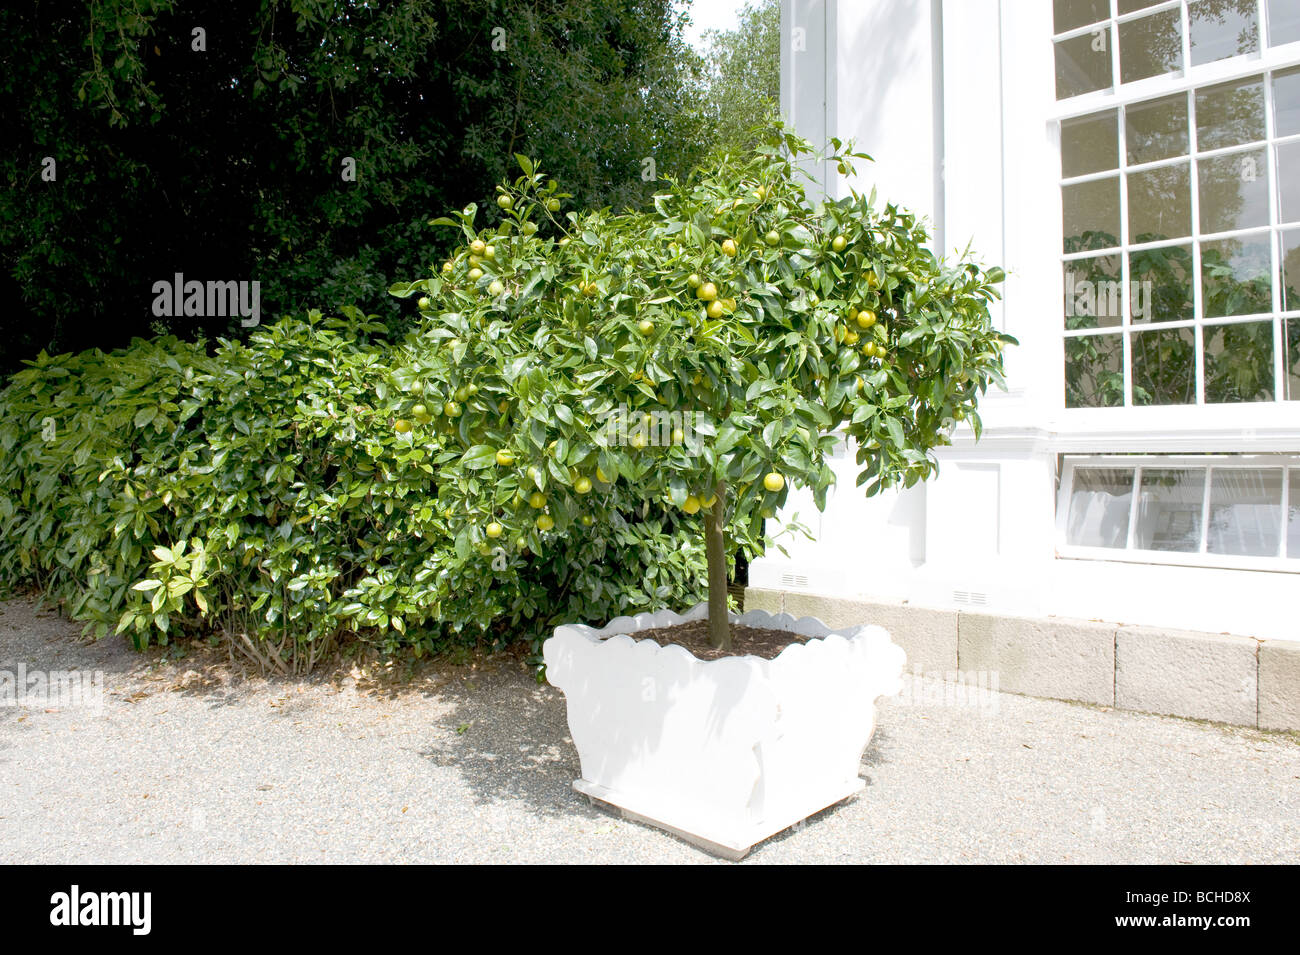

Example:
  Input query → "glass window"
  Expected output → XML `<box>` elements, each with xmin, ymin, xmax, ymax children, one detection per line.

<box><xmin>1208</xmin><ymin>469</ymin><xmax>1283</xmax><ymax>556</ymax></box>
<box><xmin>1270</xmin><ymin>0</ymin><xmax>1300</xmax><ymax>47</ymax></box>
<box><xmin>1199</xmin><ymin>148</ymin><xmax>1270</xmax><ymax>234</ymax></box>
<box><xmin>1057</xmin><ymin>31</ymin><xmax>1115</xmax><ymax>99</ymax></box>
<box><xmin>1196</xmin><ymin>79</ymin><xmax>1266</xmax><ymax>150</ymax></box>
<box><xmin>1064</xmin><ymin>177</ymin><xmax>1122</xmax><ymax>251</ymax></box>
<box><xmin>1056</xmin><ymin>0</ymin><xmax>1112</xmax><ymax>34</ymax></box>
<box><xmin>1129</xmin><ymin>243</ymin><xmax>1195</xmax><ymax>323</ymax></box>
<box><xmin>1067</xmin><ymin>468</ymin><xmax>1134</xmax><ymax>547</ymax></box>
<box><xmin>1290</xmin><ymin>470</ymin><xmax>1300</xmax><ymax>558</ymax></box>
<box><xmin>1189</xmin><ymin>0</ymin><xmax>1259</xmax><ymax>66</ymax></box>
<box><xmin>1135</xmin><ymin>468</ymin><xmax>1205</xmax><ymax>551</ymax></box>
<box><xmin>1065</xmin><ymin>255</ymin><xmax>1124</xmax><ymax>328</ymax></box>
<box><xmin>1277</xmin><ymin>141</ymin><xmax>1300</xmax><ymax>223</ymax></box>
<box><xmin>1062</xmin><ymin>459</ymin><xmax>1300</xmax><ymax>566</ymax></box>
<box><xmin>1287</xmin><ymin>319</ymin><xmax>1300</xmax><ymax>400</ymax></box>
<box><xmin>1120</xmin><ymin>9</ymin><xmax>1185</xmax><ymax>84</ymax></box>
<box><xmin>1128</xmin><ymin>163</ymin><xmax>1192</xmax><ymax>241</ymax></box>
<box><xmin>1066</xmin><ymin>335</ymin><xmax>1127</xmax><ymax>407</ymax></box>
<box><xmin>1205</xmin><ymin>321</ymin><xmax>1276</xmax><ymax>402</ymax></box>
<box><xmin>1132</xmin><ymin>326</ymin><xmax>1197</xmax><ymax>404</ymax></box>
<box><xmin>1275</xmin><ymin>68</ymin><xmax>1300</xmax><ymax>137</ymax></box>
<box><xmin>1127</xmin><ymin>94</ymin><xmax>1190</xmax><ymax>164</ymax></box>
<box><xmin>1062</xmin><ymin>111</ymin><xmax>1120</xmax><ymax>177</ymax></box>
<box><xmin>1201</xmin><ymin>234</ymin><xmax>1272</xmax><ymax>318</ymax></box>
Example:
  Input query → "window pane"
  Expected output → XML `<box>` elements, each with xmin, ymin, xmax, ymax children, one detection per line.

<box><xmin>1067</xmin><ymin>468</ymin><xmax>1134</xmax><ymax>548</ymax></box>
<box><xmin>1065</xmin><ymin>255</ymin><xmax>1124</xmax><ymax>328</ymax></box>
<box><xmin>1127</xmin><ymin>93</ymin><xmax>1189</xmax><ymax>164</ymax></box>
<box><xmin>1057</xmin><ymin>31</ymin><xmax>1115</xmax><ymax>99</ymax></box>
<box><xmin>1064</xmin><ymin>176</ymin><xmax>1121</xmax><ymax>251</ymax></box>
<box><xmin>1119</xmin><ymin>0</ymin><xmax>1164</xmax><ymax>13</ymax></box>
<box><xmin>1202</xmin><ymin>234</ymin><xmax>1273</xmax><ymax>318</ymax></box>
<box><xmin>1199</xmin><ymin>148</ymin><xmax>1270</xmax><ymax>234</ymax></box>
<box><xmin>1285</xmin><ymin>319</ymin><xmax>1300</xmax><ymax>400</ymax></box>
<box><xmin>1135</xmin><ymin>468</ymin><xmax>1205</xmax><ymax>551</ymax></box>
<box><xmin>1189</xmin><ymin>0</ymin><xmax>1259</xmax><ymax>66</ymax></box>
<box><xmin>1120</xmin><ymin>9</ymin><xmax>1184</xmax><ymax>85</ymax></box>
<box><xmin>1062</xmin><ymin>110</ymin><xmax>1120</xmax><ymax>177</ymax></box>
<box><xmin>1133</xmin><ymin>326</ymin><xmax>1196</xmax><ymax>404</ymax></box>
<box><xmin>1275</xmin><ymin>68</ymin><xmax>1300</xmax><ymax>138</ymax></box>
<box><xmin>1129</xmin><ymin>243</ymin><xmax>1194</xmax><ymax>323</ymax></box>
<box><xmin>1196</xmin><ymin>78</ymin><xmax>1266</xmax><ymax>150</ymax></box>
<box><xmin>1290</xmin><ymin>471</ymin><xmax>1300</xmax><ymax>557</ymax></box>
<box><xmin>1066</xmin><ymin>334</ymin><xmax>1126</xmax><ymax>407</ymax></box>
<box><xmin>1277</xmin><ymin>142</ymin><xmax>1300</xmax><ymax>223</ymax></box>
<box><xmin>1283</xmin><ymin>229</ymin><xmax>1300</xmax><ymax>311</ymax></box>
<box><xmin>1270</xmin><ymin>0</ymin><xmax>1300</xmax><ymax>47</ymax></box>
<box><xmin>1057</xmin><ymin>0</ymin><xmax>1112</xmax><ymax>33</ymax></box>
<box><xmin>1128</xmin><ymin>162</ymin><xmax>1192</xmax><ymax>241</ymax></box>
<box><xmin>1208</xmin><ymin>468</ymin><xmax>1283</xmax><ymax>557</ymax></box>
<box><xmin>1205</xmin><ymin>321</ymin><xmax>1275</xmax><ymax>402</ymax></box>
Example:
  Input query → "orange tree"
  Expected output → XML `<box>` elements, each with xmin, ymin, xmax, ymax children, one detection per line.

<box><xmin>389</xmin><ymin>130</ymin><xmax>1012</xmax><ymax>649</ymax></box>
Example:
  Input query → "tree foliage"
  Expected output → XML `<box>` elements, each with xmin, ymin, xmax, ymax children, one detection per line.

<box><xmin>0</xmin><ymin>0</ymin><xmax>713</xmax><ymax>372</ymax></box>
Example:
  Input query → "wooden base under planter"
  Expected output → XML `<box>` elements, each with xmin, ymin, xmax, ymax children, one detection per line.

<box><xmin>544</xmin><ymin>603</ymin><xmax>906</xmax><ymax>860</ymax></box>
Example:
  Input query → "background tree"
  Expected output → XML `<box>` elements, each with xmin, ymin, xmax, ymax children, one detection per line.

<box><xmin>697</xmin><ymin>0</ymin><xmax>780</xmax><ymax>156</ymax></box>
<box><xmin>0</xmin><ymin>0</ymin><xmax>715</xmax><ymax>374</ymax></box>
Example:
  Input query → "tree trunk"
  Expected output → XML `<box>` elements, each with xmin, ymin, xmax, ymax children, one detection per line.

<box><xmin>705</xmin><ymin>479</ymin><xmax>730</xmax><ymax>651</ymax></box>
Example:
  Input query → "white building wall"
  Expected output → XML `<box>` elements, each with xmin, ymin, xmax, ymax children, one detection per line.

<box><xmin>759</xmin><ymin>0</ymin><xmax>1300</xmax><ymax>642</ymax></box>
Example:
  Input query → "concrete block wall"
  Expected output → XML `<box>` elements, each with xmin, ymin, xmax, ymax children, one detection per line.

<box><xmin>746</xmin><ymin>587</ymin><xmax>1298</xmax><ymax>732</ymax></box>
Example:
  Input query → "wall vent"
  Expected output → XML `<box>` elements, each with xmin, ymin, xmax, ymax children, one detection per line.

<box><xmin>952</xmin><ymin>589</ymin><xmax>988</xmax><ymax>606</ymax></box>
<box><xmin>781</xmin><ymin>573</ymin><xmax>810</xmax><ymax>589</ymax></box>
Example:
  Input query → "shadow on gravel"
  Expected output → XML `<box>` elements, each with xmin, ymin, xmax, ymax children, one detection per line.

<box><xmin>418</xmin><ymin>667</ymin><xmax>601</xmax><ymax>820</ymax></box>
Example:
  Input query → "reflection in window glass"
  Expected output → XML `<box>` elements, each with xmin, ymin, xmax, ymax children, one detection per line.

<box><xmin>1270</xmin><ymin>0</ymin><xmax>1300</xmax><ymax>47</ymax></box>
<box><xmin>1068</xmin><ymin>469</ymin><xmax>1134</xmax><ymax>548</ymax></box>
<box><xmin>1275</xmin><ymin>68</ymin><xmax>1300</xmax><ymax>138</ymax></box>
<box><xmin>1199</xmin><ymin>148</ymin><xmax>1269</xmax><ymax>234</ymax></box>
<box><xmin>1202</xmin><ymin>234</ymin><xmax>1273</xmax><ymax>318</ymax></box>
<box><xmin>1129</xmin><ymin>244</ymin><xmax>1194</xmax><ymax>324</ymax></box>
<box><xmin>1065</xmin><ymin>334</ymin><xmax>1126</xmax><ymax>407</ymax></box>
<box><xmin>1285</xmin><ymin>320</ymin><xmax>1300</xmax><ymax>400</ymax></box>
<box><xmin>1133</xmin><ymin>326</ymin><xmax>1197</xmax><ymax>405</ymax></box>
<box><xmin>1196</xmin><ymin>79</ymin><xmax>1266</xmax><ymax>150</ymax></box>
<box><xmin>1277</xmin><ymin>142</ymin><xmax>1300</xmax><ymax>223</ymax></box>
<box><xmin>1119</xmin><ymin>0</ymin><xmax>1164</xmax><ymax>13</ymax></box>
<box><xmin>1057</xmin><ymin>32</ymin><xmax>1114</xmax><ymax>99</ymax></box>
<box><xmin>1136</xmin><ymin>468</ymin><xmax>1205</xmax><ymax>551</ymax></box>
<box><xmin>1064</xmin><ymin>255</ymin><xmax>1123</xmax><ymax>328</ymax></box>
<box><xmin>1189</xmin><ymin>0</ymin><xmax>1259</xmax><ymax>65</ymax></box>
<box><xmin>1064</xmin><ymin>177</ymin><xmax>1121</xmax><ymax>252</ymax></box>
<box><xmin>1205</xmin><ymin>322</ymin><xmax>1275</xmax><ymax>402</ymax></box>
<box><xmin>1062</xmin><ymin>111</ymin><xmax>1119</xmax><ymax>178</ymax></box>
<box><xmin>1120</xmin><ymin>10</ymin><xmax>1184</xmax><ymax>85</ymax></box>
<box><xmin>1287</xmin><ymin>320</ymin><xmax>1300</xmax><ymax>400</ymax></box>
<box><xmin>1283</xmin><ymin>229</ymin><xmax>1300</xmax><ymax>312</ymax></box>
<box><xmin>1208</xmin><ymin>469</ymin><xmax>1283</xmax><ymax>556</ymax></box>
<box><xmin>1127</xmin><ymin>94</ymin><xmax>1189</xmax><ymax>164</ymax></box>
<box><xmin>1128</xmin><ymin>163</ymin><xmax>1192</xmax><ymax>241</ymax></box>
<box><xmin>1056</xmin><ymin>0</ymin><xmax>1111</xmax><ymax>34</ymax></box>
<box><xmin>1290</xmin><ymin>471</ymin><xmax>1300</xmax><ymax>557</ymax></box>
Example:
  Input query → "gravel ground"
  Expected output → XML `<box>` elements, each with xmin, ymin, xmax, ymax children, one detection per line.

<box><xmin>2</xmin><ymin>596</ymin><xmax>1297</xmax><ymax>864</ymax></box>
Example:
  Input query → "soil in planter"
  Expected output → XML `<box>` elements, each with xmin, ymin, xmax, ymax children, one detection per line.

<box><xmin>631</xmin><ymin>619</ymin><xmax>810</xmax><ymax>661</ymax></box>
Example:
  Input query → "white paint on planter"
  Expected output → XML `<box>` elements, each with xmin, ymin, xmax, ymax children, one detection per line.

<box><xmin>544</xmin><ymin>603</ymin><xmax>906</xmax><ymax>858</ymax></box>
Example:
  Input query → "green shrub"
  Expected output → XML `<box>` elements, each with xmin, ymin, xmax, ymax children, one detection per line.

<box><xmin>0</xmin><ymin>311</ymin><xmax>705</xmax><ymax>666</ymax></box>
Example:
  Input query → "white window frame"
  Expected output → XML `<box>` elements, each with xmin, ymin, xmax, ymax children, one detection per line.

<box><xmin>1056</xmin><ymin>452</ymin><xmax>1300</xmax><ymax>571</ymax></box>
<box><xmin>1049</xmin><ymin>0</ymin><xmax>1300</xmax><ymax>412</ymax></box>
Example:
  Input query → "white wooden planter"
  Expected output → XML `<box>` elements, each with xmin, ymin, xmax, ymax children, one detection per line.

<box><xmin>543</xmin><ymin>602</ymin><xmax>906</xmax><ymax>859</ymax></box>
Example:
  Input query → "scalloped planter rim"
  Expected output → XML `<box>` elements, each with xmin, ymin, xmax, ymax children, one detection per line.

<box><xmin>543</xmin><ymin>602</ymin><xmax>906</xmax><ymax>859</ymax></box>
